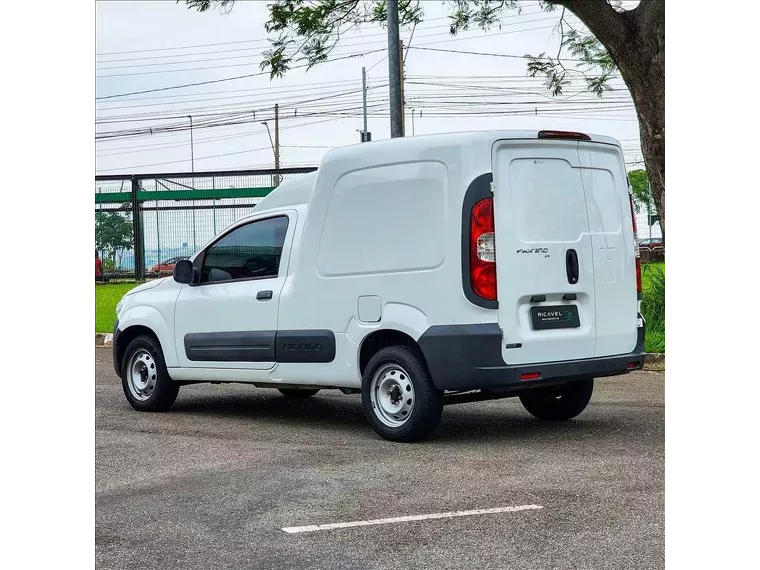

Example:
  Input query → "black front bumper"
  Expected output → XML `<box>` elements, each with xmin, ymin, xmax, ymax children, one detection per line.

<box><xmin>112</xmin><ymin>319</ymin><xmax>121</xmax><ymax>376</ymax></box>
<box><xmin>417</xmin><ymin>322</ymin><xmax>645</xmax><ymax>392</ymax></box>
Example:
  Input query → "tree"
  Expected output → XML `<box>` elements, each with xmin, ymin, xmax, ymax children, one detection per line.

<box><xmin>628</xmin><ymin>168</ymin><xmax>650</xmax><ymax>213</ymax></box>
<box><xmin>184</xmin><ymin>0</ymin><xmax>664</xmax><ymax>244</ymax></box>
<box><xmin>95</xmin><ymin>210</ymin><xmax>133</xmax><ymax>270</ymax></box>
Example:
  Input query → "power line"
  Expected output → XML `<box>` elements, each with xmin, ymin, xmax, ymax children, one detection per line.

<box><xmin>97</xmin><ymin>21</ymin><xmax>571</xmax><ymax>79</ymax></box>
<box><xmin>409</xmin><ymin>45</ymin><xmax>586</xmax><ymax>62</ymax></box>
<box><xmin>95</xmin><ymin>86</ymin><xmax>374</xmax><ymax>124</ymax></box>
<box><xmin>96</xmin><ymin>146</ymin><xmax>274</xmax><ymax>173</ymax></box>
<box><xmin>95</xmin><ymin>7</ymin><xmax>551</xmax><ymax>58</ymax></box>
<box><xmin>95</xmin><ymin>48</ymin><xmax>386</xmax><ymax>100</ymax></box>
<box><xmin>95</xmin><ymin>78</ymin><xmax>366</xmax><ymax>107</ymax></box>
<box><xmin>96</xmin><ymin>13</ymin><xmax>564</xmax><ymax>70</ymax></box>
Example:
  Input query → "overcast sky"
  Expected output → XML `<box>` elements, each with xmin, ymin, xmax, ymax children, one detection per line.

<box><xmin>95</xmin><ymin>0</ymin><xmax>644</xmax><ymax>175</ymax></box>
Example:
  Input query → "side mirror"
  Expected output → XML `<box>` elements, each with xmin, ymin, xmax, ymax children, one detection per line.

<box><xmin>173</xmin><ymin>259</ymin><xmax>196</xmax><ymax>284</ymax></box>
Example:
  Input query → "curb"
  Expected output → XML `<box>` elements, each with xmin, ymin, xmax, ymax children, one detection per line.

<box><xmin>95</xmin><ymin>333</ymin><xmax>664</xmax><ymax>370</ymax></box>
<box><xmin>95</xmin><ymin>333</ymin><xmax>113</xmax><ymax>347</ymax></box>
<box><xmin>643</xmin><ymin>353</ymin><xmax>665</xmax><ymax>371</ymax></box>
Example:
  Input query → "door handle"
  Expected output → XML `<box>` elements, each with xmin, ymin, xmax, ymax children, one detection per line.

<box><xmin>566</xmin><ymin>249</ymin><xmax>579</xmax><ymax>284</ymax></box>
<box><xmin>256</xmin><ymin>290</ymin><xmax>273</xmax><ymax>301</ymax></box>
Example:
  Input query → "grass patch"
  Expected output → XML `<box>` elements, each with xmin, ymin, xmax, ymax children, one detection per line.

<box><xmin>641</xmin><ymin>264</ymin><xmax>665</xmax><ymax>353</ymax></box>
<box><xmin>642</xmin><ymin>262</ymin><xmax>664</xmax><ymax>291</ymax></box>
<box><xmin>95</xmin><ymin>283</ymin><xmax>138</xmax><ymax>332</ymax></box>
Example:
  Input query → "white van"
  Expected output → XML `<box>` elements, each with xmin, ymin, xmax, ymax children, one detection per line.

<box><xmin>113</xmin><ymin>130</ymin><xmax>645</xmax><ymax>442</ymax></box>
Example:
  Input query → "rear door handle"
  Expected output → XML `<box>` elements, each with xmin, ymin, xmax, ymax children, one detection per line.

<box><xmin>566</xmin><ymin>249</ymin><xmax>579</xmax><ymax>284</ymax></box>
<box><xmin>256</xmin><ymin>290</ymin><xmax>273</xmax><ymax>301</ymax></box>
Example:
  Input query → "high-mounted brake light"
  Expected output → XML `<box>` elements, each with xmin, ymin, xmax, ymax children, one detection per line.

<box><xmin>470</xmin><ymin>197</ymin><xmax>497</xmax><ymax>301</ymax></box>
<box><xmin>537</xmin><ymin>130</ymin><xmax>592</xmax><ymax>141</ymax></box>
<box><xmin>629</xmin><ymin>195</ymin><xmax>642</xmax><ymax>297</ymax></box>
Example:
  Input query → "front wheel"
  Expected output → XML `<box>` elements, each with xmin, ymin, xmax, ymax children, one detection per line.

<box><xmin>361</xmin><ymin>346</ymin><xmax>443</xmax><ymax>443</ymax></box>
<box><xmin>121</xmin><ymin>335</ymin><xmax>179</xmax><ymax>412</ymax></box>
<box><xmin>519</xmin><ymin>378</ymin><xmax>594</xmax><ymax>421</ymax></box>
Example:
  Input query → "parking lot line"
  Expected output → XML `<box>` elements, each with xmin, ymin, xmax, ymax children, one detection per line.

<box><xmin>281</xmin><ymin>504</ymin><xmax>544</xmax><ymax>534</ymax></box>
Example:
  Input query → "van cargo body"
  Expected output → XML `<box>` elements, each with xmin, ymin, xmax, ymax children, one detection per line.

<box><xmin>113</xmin><ymin>130</ymin><xmax>645</xmax><ymax>442</ymax></box>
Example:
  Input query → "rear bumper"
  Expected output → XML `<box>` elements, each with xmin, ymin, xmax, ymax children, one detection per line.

<box><xmin>417</xmin><ymin>321</ymin><xmax>645</xmax><ymax>392</ymax></box>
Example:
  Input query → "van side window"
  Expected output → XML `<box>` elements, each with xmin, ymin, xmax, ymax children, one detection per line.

<box><xmin>200</xmin><ymin>216</ymin><xmax>289</xmax><ymax>283</ymax></box>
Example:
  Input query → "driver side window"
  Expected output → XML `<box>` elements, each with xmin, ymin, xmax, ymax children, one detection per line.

<box><xmin>200</xmin><ymin>216</ymin><xmax>289</xmax><ymax>284</ymax></box>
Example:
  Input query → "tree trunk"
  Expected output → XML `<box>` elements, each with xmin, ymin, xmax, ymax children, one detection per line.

<box><xmin>557</xmin><ymin>0</ymin><xmax>665</xmax><ymax>246</ymax></box>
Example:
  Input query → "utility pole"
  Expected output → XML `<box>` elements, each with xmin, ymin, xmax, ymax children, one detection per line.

<box><xmin>386</xmin><ymin>0</ymin><xmax>403</xmax><ymax>138</ymax></box>
<box><xmin>399</xmin><ymin>39</ymin><xmax>405</xmax><ymax>137</ymax></box>
<box><xmin>274</xmin><ymin>103</ymin><xmax>281</xmax><ymax>186</ymax></box>
<box><xmin>361</xmin><ymin>66</ymin><xmax>369</xmax><ymax>142</ymax></box>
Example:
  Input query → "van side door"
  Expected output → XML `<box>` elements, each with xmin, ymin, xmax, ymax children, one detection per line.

<box><xmin>173</xmin><ymin>211</ymin><xmax>295</xmax><ymax>370</ymax></box>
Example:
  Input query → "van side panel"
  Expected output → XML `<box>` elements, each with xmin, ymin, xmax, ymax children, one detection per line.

<box><xmin>275</xmin><ymin>138</ymin><xmax>496</xmax><ymax>386</ymax></box>
<box><xmin>577</xmin><ymin>142</ymin><xmax>638</xmax><ymax>357</ymax></box>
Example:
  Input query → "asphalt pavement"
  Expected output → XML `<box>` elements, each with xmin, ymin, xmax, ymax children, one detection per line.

<box><xmin>96</xmin><ymin>348</ymin><xmax>664</xmax><ymax>570</ymax></box>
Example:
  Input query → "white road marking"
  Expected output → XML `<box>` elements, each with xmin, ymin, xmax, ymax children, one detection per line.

<box><xmin>281</xmin><ymin>504</ymin><xmax>544</xmax><ymax>534</ymax></box>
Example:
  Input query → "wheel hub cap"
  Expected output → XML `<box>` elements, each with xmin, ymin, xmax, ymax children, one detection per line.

<box><xmin>128</xmin><ymin>349</ymin><xmax>157</xmax><ymax>402</ymax></box>
<box><xmin>370</xmin><ymin>364</ymin><xmax>415</xmax><ymax>428</ymax></box>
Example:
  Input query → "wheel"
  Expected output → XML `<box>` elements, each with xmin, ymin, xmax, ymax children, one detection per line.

<box><xmin>519</xmin><ymin>378</ymin><xmax>594</xmax><ymax>421</ymax></box>
<box><xmin>120</xmin><ymin>335</ymin><xmax>179</xmax><ymax>412</ymax></box>
<box><xmin>278</xmin><ymin>388</ymin><xmax>320</xmax><ymax>398</ymax></box>
<box><xmin>361</xmin><ymin>345</ymin><xmax>443</xmax><ymax>443</ymax></box>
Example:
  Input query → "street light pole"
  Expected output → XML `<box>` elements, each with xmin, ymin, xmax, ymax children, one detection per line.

<box><xmin>189</xmin><ymin>115</ymin><xmax>196</xmax><ymax>251</ymax></box>
<box><xmin>262</xmin><ymin>119</ymin><xmax>279</xmax><ymax>188</ymax></box>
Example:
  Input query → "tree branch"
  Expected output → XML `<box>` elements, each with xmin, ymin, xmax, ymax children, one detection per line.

<box><xmin>548</xmin><ymin>0</ymin><xmax>629</xmax><ymax>64</ymax></box>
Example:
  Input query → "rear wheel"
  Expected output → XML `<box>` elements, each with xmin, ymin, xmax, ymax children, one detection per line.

<box><xmin>278</xmin><ymin>388</ymin><xmax>320</xmax><ymax>398</ymax></box>
<box><xmin>519</xmin><ymin>378</ymin><xmax>594</xmax><ymax>421</ymax></box>
<box><xmin>361</xmin><ymin>345</ymin><xmax>443</xmax><ymax>443</ymax></box>
<box><xmin>121</xmin><ymin>335</ymin><xmax>179</xmax><ymax>412</ymax></box>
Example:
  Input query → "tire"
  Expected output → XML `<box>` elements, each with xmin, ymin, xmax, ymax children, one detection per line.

<box><xmin>361</xmin><ymin>345</ymin><xmax>443</xmax><ymax>443</ymax></box>
<box><xmin>120</xmin><ymin>335</ymin><xmax>179</xmax><ymax>412</ymax></box>
<box><xmin>519</xmin><ymin>378</ymin><xmax>594</xmax><ymax>421</ymax></box>
<box><xmin>278</xmin><ymin>388</ymin><xmax>320</xmax><ymax>398</ymax></box>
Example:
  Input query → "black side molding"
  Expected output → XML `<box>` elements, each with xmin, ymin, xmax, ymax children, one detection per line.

<box><xmin>184</xmin><ymin>330</ymin><xmax>336</xmax><ymax>363</ymax></box>
<box><xmin>185</xmin><ymin>331</ymin><xmax>276</xmax><ymax>362</ymax></box>
<box><xmin>275</xmin><ymin>330</ymin><xmax>336</xmax><ymax>363</ymax></box>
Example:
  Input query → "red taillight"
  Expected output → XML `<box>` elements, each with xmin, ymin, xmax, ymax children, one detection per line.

<box><xmin>520</xmin><ymin>372</ymin><xmax>541</xmax><ymax>381</ymax></box>
<box><xmin>629</xmin><ymin>195</ymin><xmax>642</xmax><ymax>296</ymax></box>
<box><xmin>470</xmin><ymin>197</ymin><xmax>497</xmax><ymax>301</ymax></box>
<box><xmin>537</xmin><ymin>130</ymin><xmax>591</xmax><ymax>141</ymax></box>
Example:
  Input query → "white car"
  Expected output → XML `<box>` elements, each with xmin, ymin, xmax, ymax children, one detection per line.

<box><xmin>113</xmin><ymin>129</ymin><xmax>644</xmax><ymax>442</ymax></box>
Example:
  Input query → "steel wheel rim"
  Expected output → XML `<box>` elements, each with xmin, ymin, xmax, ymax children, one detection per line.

<box><xmin>127</xmin><ymin>349</ymin><xmax>157</xmax><ymax>402</ymax></box>
<box><xmin>370</xmin><ymin>363</ymin><xmax>415</xmax><ymax>428</ymax></box>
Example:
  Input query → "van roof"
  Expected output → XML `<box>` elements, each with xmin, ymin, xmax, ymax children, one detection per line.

<box><xmin>253</xmin><ymin>171</ymin><xmax>317</xmax><ymax>211</ymax></box>
<box><xmin>250</xmin><ymin>129</ymin><xmax>622</xmax><ymax>214</ymax></box>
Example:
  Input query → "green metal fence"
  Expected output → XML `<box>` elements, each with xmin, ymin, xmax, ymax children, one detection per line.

<box><xmin>95</xmin><ymin>167</ymin><xmax>317</xmax><ymax>281</ymax></box>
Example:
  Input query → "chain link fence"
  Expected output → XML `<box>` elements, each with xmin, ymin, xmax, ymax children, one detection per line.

<box><xmin>95</xmin><ymin>167</ymin><xmax>317</xmax><ymax>282</ymax></box>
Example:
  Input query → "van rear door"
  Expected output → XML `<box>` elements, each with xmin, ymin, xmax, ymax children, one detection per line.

<box><xmin>492</xmin><ymin>138</ymin><xmax>596</xmax><ymax>365</ymax></box>
<box><xmin>491</xmin><ymin>136</ymin><xmax>638</xmax><ymax>366</ymax></box>
<box><xmin>577</xmin><ymin>141</ymin><xmax>638</xmax><ymax>357</ymax></box>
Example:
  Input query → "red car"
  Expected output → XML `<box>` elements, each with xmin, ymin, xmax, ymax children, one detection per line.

<box><xmin>150</xmin><ymin>256</ymin><xmax>189</xmax><ymax>276</ymax></box>
<box><xmin>638</xmin><ymin>238</ymin><xmax>663</xmax><ymax>251</ymax></box>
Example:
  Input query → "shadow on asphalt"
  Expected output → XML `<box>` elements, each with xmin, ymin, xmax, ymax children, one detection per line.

<box><xmin>168</xmin><ymin>390</ymin><xmax>626</xmax><ymax>444</ymax></box>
